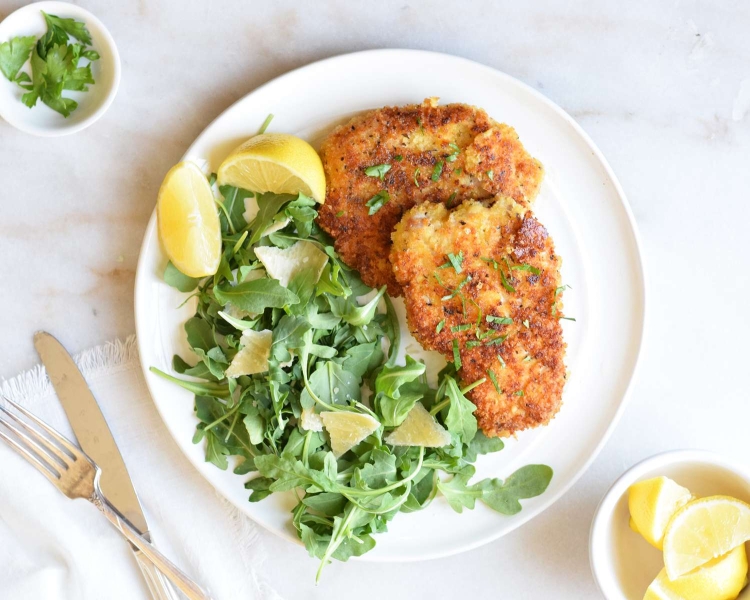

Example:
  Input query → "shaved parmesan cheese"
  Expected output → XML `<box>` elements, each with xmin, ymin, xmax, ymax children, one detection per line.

<box><xmin>384</xmin><ymin>403</ymin><xmax>451</xmax><ymax>447</ymax></box>
<box><xmin>225</xmin><ymin>329</ymin><xmax>273</xmax><ymax>377</ymax></box>
<box><xmin>320</xmin><ymin>411</ymin><xmax>380</xmax><ymax>457</ymax></box>
<box><xmin>254</xmin><ymin>241</ymin><xmax>328</xmax><ymax>288</ymax></box>
<box><xmin>300</xmin><ymin>407</ymin><xmax>324</xmax><ymax>432</ymax></box>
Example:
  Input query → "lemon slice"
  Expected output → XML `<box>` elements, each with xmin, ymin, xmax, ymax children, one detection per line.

<box><xmin>320</xmin><ymin>411</ymin><xmax>380</xmax><ymax>457</ymax></box>
<box><xmin>629</xmin><ymin>476</ymin><xmax>693</xmax><ymax>549</ymax></box>
<box><xmin>217</xmin><ymin>133</ymin><xmax>326</xmax><ymax>203</ymax></box>
<box><xmin>663</xmin><ymin>495</ymin><xmax>750</xmax><ymax>579</ymax></box>
<box><xmin>384</xmin><ymin>403</ymin><xmax>451</xmax><ymax>448</ymax></box>
<box><xmin>157</xmin><ymin>162</ymin><xmax>221</xmax><ymax>278</ymax></box>
<box><xmin>644</xmin><ymin>544</ymin><xmax>747</xmax><ymax>600</ymax></box>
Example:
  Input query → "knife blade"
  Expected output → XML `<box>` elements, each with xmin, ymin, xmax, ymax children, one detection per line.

<box><xmin>35</xmin><ymin>331</ymin><xmax>180</xmax><ymax>600</ymax></box>
<box><xmin>33</xmin><ymin>331</ymin><xmax>149</xmax><ymax>533</ymax></box>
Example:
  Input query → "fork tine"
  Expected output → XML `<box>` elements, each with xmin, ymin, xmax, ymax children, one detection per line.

<box><xmin>0</xmin><ymin>421</ymin><xmax>61</xmax><ymax>483</ymax></box>
<box><xmin>0</xmin><ymin>404</ymin><xmax>72</xmax><ymax>467</ymax></box>
<box><xmin>1</xmin><ymin>397</ymin><xmax>80</xmax><ymax>457</ymax></box>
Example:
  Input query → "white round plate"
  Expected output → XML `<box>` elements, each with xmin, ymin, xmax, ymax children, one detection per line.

<box><xmin>135</xmin><ymin>49</ymin><xmax>646</xmax><ymax>561</ymax></box>
<box><xmin>0</xmin><ymin>1</ymin><xmax>120</xmax><ymax>137</ymax></box>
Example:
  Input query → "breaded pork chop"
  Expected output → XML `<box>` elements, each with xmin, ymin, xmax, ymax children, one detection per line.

<box><xmin>390</xmin><ymin>199</ymin><xmax>566</xmax><ymax>437</ymax></box>
<box><xmin>317</xmin><ymin>98</ymin><xmax>544</xmax><ymax>296</ymax></box>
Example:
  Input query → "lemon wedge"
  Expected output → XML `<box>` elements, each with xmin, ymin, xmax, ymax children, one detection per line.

<box><xmin>629</xmin><ymin>476</ymin><xmax>692</xmax><ymax>549</ymax></box>
<box><xmin>384</xmin><ymin>403</ymin><xmax>451</xmax><ymax>448</ymax></box>
<box><xmin>217</xmin><ymin>133</ymin><xmax>326</xmax><ymax>203</ymax></box>
<box><xmin>663</xmin><ymin>496</ymin><xmax>750</xmax><ymax>579</ymax></box>
<box><xmin>644</xmin><ymin>544</ymin><xmax>747</xmax><ymax>600</ymax></box>
<box><xmin>319</xmin><ymin>411</ymin><xmax>380</xmax><ymax>457</ymax></box>
<box><xmin>157</xmin><ymin>162</ymin><xmax>221</xmax><ymax>277</ymax></box>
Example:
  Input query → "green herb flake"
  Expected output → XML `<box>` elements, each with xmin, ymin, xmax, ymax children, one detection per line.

<box><xmin>466</xmin><ymin>341</ymin><xmax>482</xmax><ymax>348</ymax></box>
<box><xmin>499</xmin><ymin>267</ymin><xmax>516</xmax><ymax>294</ymax></box>
<box><xmin>414</xmin><ymin>168</ymin><xmax>421</xmax><ymax>188</ymax></box>
<box><xmin>451</xmin><ymin>323</ymin><xmax>472</xmax><ymax>333</ymax></box>
<box><xmin>523</xmin><ymin>355</ymin><xmax>532</xmax><ymax>362</ymax></box>
<box><xmin>431</xmin><ymin>161</ymin><xmax>444</xmax><ymax>182</ymax></box>
<box><xmin>448</xmin><ymin>251</ymin><xmax>464</xmax><ymax>274</ymax></box>
<box><xmin>258</xmin><ymin>113</ymin><xmax>274</xmax><ymax>134</ymax></box>
<box><xmin>497</xmin><ymin>354</ymin><xmax>506</xmax><ymax>368</ymax></box>
<box><xmin>558</xmin><ymin>316</ymin><xmax>577</xmax><ymax>321</ymax></box>
<box><xmin>364</xmin><ymin>164</ymin><xmax>392</xmax><ymax>180</ymax></box>
<box><xmin>446</xmin><ymin>192</ymin><xmax>458</xmax><ymax>208</ymax></box>
<box><xmin>486</xmin><ymin>170</ymin><xmax>494</xmax><ymax>181</ymax></box>
<box><xmin>488</xmin><ymin>369</ymin><xmax>502</xmax><ymax>394</ymax></box>
<box><xmin>452</xmin><ymin>339</ymin><xmax>462</xmax><ymax>369</ymax></box>
<box><xmin>394</xmin><ymin>155</ymin><xmax>404</xmax><ymax>162</ymax></box>
<box><xmin>484</xmin><ymin>334</ymin><xmax>507</xmax><ymax>346</ymax></box>
<box><xmin>446</xmin><ymin>142</ymin><xmax>460</xmax><ymax>163</ymax></box>
<box><xmin>335</xmin><ymin>210</ymin><xmax>345</xmax><ymax>217</ymax></box>
<box><xmin>365</xmin><ymin>190</ymin><xmax>390</xmax><ymax>215</ymax></box>
<box><xmin>436</xmin><ymin>319</ymin><xmax>446</xmax><ymax>333</ymax></box>
<box><xmin>511</xmin><ymin>263</ymin><xmax>541</xmax><ymax>275</ymax></box>
<box><xmin>515</xmin><ymin>390</ymin><xmax>524</xmax><ymax>396</ymax></box>
<box><xmin>454</xmin><ymin>168</ymin><xmax>463</xmax><ymax>175</ymax></box>
<box><xmin>523</xmin><ymin>319</ymin><xmax>530</xmax><ymax>328</ymax></box>
<box><xmin>486</xmin><ymin>315</ymin><xmax>512</xmax><ymax>325</ymax></box>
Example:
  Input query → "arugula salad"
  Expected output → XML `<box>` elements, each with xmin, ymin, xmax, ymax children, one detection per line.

<box><xmin>152</xmin><ymin>170</ymin><xmax>553</xmax><ymax>581</ymax></box>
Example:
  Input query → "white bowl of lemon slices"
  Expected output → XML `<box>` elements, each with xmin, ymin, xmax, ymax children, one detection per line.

<box><xmin>590</xmin><ymin>450</ymin><xmax>750</xmax><ymax>600</ymax></box>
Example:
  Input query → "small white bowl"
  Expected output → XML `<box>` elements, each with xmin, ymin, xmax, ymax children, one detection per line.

<box><xmin>0</xmin><ymin>1</ymin><xmax>120</xmax><ymax>136</ymax></box>
<box><xmin>590</xmin><ymin>450</ymin><xmax>750</xmax><ymax>599</ymax></box>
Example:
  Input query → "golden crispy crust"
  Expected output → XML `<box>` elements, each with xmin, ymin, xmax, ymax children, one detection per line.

<box><xmin>390</xmin><ymin>199</ymin><xmax>566</xmax><ymax>437</ymax></box>
<box><xmin>316</xmin><ymin>99</ymin><xmax>544</xmax><ymax>296</ymax></box>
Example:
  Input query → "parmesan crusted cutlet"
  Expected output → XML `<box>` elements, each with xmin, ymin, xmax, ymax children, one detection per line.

<box><xmin>390</xmin><ymin>199</ymin><xmax>566</xmax><ymax>437</ymax></box>
<box><xmin>316</xmin><ymin>98</ymin><xmax>544</xmax><ymax>296</ymax></box>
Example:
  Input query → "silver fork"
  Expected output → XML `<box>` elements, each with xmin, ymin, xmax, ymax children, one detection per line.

<box><xmin>0</xmin><ymin>397</ymin><xmax>211</xmax><ymax>600</ymax></box>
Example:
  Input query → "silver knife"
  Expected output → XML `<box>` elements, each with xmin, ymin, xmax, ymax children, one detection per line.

<box><xmin>34</xmin><ymin>332</ymin><xmax>179</xmax><ymax>600</ymax></box>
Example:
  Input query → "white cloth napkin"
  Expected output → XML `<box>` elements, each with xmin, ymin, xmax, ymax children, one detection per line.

<box><xmin>0</xmin><ymin>337</ymin><xmax>284</xmax><ymax>600</ymax></box>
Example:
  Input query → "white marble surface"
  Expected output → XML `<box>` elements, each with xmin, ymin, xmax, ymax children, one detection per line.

<box><xmin>2</xmin><ymin>0</ymin><xmax>750</xmax><ymax>598</ymax></box>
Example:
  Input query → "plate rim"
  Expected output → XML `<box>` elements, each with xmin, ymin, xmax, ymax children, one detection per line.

<box><xmin>134</xmin><ymin>48</ymin><xmax>647</xmax><ymax>562</ymax></box>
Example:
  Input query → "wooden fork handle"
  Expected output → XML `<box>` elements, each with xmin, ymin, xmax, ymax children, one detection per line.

<box><xmin>92</xmin><ymin>492</ymin><xmax>212</xmax><ymax>600</ymax></box>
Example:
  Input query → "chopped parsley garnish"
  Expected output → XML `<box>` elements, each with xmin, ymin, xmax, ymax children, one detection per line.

<box><xmin>394</xmin><ymin>155</ymin><xmax>404</xmax><ymax>162</ymax></box>
<box><xmin>365</xmin><ymin>190</ymin><xmax>390</xmax><ymax>215</ymax></box>
<box><xmin>258</xmin><ymin>113</ymin><xmax>274</xmax><ymax>134</ymax></box>
<box><xmin>441</xmin><ymin>276</ymin><xmax>470</xmax><ymax>301</ymax></box>
<box><xmin>335</xmin><ymin>210</ymin><xmax>345</xmax><ymax>217</ymax></box>
<box><xmin>511</xmin><ymin>263</ymin><xmax>541</xmax><ymax>275</ymax></box>
<box><xmin>466</xmin><ymin>341</ymin><xmax>482</xmax><ymax>349</ymax></box>
<box><xmin>447</xmin><ymin>251</ymin><xmax>464</xmax><ymax>273</ymax></box>
<box><xmin>499</xmin><ymin>268</ymin><xmax>516</xmax><ymax>293</ymax></box>
<box><xmin>488</xmin><ymin>369</ymin><xmax>502</xmax><ymax>393</ymax></box>
<box><xmin>523</xmin><ymin>319</ymin><xmax>530</xmax><ymax>328</ymax></box>
<box><xmin>452</xmin><ymin>339</ymin><xmax>462</xmax><ymax>369</ymax></box>
<box><xmin>436</xmin><ymin>319</ymin><xmax>446</xmax><ymax>333</ymax></box>
<box><xmin>484</xmin><ymin>334</ymin><xmax>507</xmax><ymax>346</ymax></box>
<box><xmin>515</xmin><ymin>390</ymin><xmax>524</xmax><ymax>397</ymax></box>
<box><xmin>497</xmin><ymin>354</ymin><xmax>506</xmax><ymax>368</ymax></box>
<box><xmin>481</xmin><ymin>256</ymin><xmax>499</xmax><ymax>270</ymax></box>
<box><xmin>414</xmin><ymin>168</ymin><xmax>421</xmax><ymax>187</ymax></box>
<box><xmin>486</xmin><ymin>315</ymin><xmax>512</xmax><ymax>325</ymax></box>
<box><xmin>558</xmin><ymin>316</ymin><xmax>577</xmax><ymax>321</ymax></box>
<box><xmin>486</xmin><ymin>170</ymin><xmax>494</xmax><ymax>181</ymax></box>
<box><xmin>454</xmin><ymin>168</ymin><xmax>462</xmax><ymax>175</ymax></box>
<box><xmin>523</xmin><ymin>355</ymin><xmax>532</xmax><ymax>362</ymax></box>
<box><xmin>446</xmin><ymin>142</ymin><xmax>460</xmax><ymax>163</ymax></box>
<box><xmin>431</xmin><ymin>161</ymin><xmax>444</xmax><ymax>182</ymax></box>
<box><xmin>555</xmin><ymin>284</ymin><xmax>571</xmax><ymax>296</ymax></box>
<box><xmin>446</xmin><ymin>192</ymin><xmax>458</xmax><ymax>208</ymax></box>
<box><xmin>417</xmin><ymin>116</ymin><xmax>424</xmax><ymax>134</ymax></box>
<box><xmin>364</xmin><ymin>164</ymin><xmax>392</xmax><ymax>180</ymax></box>
<box><xmin>451</xmin><ymin>323</ymin><xmax>472</xmax><ymax>333</ymax></box>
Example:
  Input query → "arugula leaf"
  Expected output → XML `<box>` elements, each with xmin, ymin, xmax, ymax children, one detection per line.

<box><xmin>300</xmin><ymin>360</ymin><xmax>361</xmax><ymax>409</ymax></box>
<box><xmin>375</xmin><ymin>356</ymin><xmax>425</xmax><ymax>399</ymax></box>
<box><xmin>340</xmin><ymin>285</ymin><xmax>386</xmax><ymax>327</ymax></box>
<box><xmin>254</xmin><ymin>454</ymin><xmax>337</xmax><ymax>493</ymax></box>
<box><xmin>0</xmin><ymin>36</ymin><xmax>35</xmax><ymax>81</ymax></box>
<box><xmin>219</xmin><ymin>185</ymin><xmax>253</xmax><ymax>234</ymax></box>
<box><xmin>444</xmin><ymin>376</ymin><xmax>477</xmax><ymax>443</ymax></box>
<box><xmin>163</xmin><ymin>261</ymin><xmax>201</xmax><ymax>292</ymax></box>
<box><xmin>464</xmin><ymin>431</ymin><xmax>504</xmax><ymax>463</ymax></box>
<box><xmin>213</xmin><ymin>278</ymin><xmax>299</xmax><ymax>313</ymax></box>
<box><xmin>248</xmin><ymin>192</ymin><xmax>296</xmax><ymax>244</ymax></box>
<box><xmin>478</xmin><ymin>465</ymin><xmax>553</xmax><ymax>514</ymax></box>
